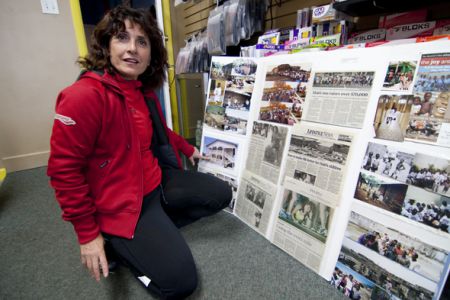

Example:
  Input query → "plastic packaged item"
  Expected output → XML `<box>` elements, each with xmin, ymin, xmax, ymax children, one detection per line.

<box><xmin>195</xmin><ymin>120</ymin><xmax>203</xmax><ymax>149</ymax></box>
<box><xmin>224</xmin><ymin>0</ymin><xmax>240</xmax><ymax>46</ymax></box>
<box><xmin>207</xmin><ymin>6</ymin><xmax>226</xmax><ymax>55</ymax></box>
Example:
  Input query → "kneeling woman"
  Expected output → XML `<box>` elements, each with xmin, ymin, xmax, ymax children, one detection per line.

<box><xmin>47</xmin><ymin>6</ymin><xmax>231</xmax><ymax>299</ymax></box>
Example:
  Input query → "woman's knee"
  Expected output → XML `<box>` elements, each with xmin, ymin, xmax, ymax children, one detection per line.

<box><xmin>154</xmin><ymin>265</ymin><xmax>198</xmax><ymax>299</ymax></box>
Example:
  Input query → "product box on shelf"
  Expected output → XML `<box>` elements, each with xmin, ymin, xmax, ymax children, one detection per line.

<box><xmin>311</xmin><ymin>4</ymin><xmax>351</xmax><ymax>24</ymax></box>
<box><xmin>434</xmin><ymin>19</ymin><xmax>450</xmax><ymax>36</ymax></box>
<box><xmin>386</xmin><ymin>21</ymin><xmax>436</xmax><ymax>41</ymax></box>
<box><xmin>378</xmin><ymin>9</ymin><xmax>427</xmax><ymax>29</ymax></box>
<box><xmin>348</xmin><ymin>28</ymin><xmax>386</xmax><ymax>44</ymax></box>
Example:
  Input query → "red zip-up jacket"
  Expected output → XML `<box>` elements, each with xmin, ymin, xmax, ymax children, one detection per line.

<box><xmin>47</xmin><ymin>71</ymin><xmax>194</xmax><ymax>244</ymax></box>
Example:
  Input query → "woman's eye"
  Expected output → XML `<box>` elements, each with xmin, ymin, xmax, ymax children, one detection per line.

<box><xmin>116</xmin><ymin>32</ymin><xmax>128</xmax><ymax>41</ymax></box>
<box><xmin>138</xmin><ymin>39</ymin><xmax>148</xmax><ymax>47</ymax></box>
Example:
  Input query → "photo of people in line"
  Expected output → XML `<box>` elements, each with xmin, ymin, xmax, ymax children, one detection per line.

<box><xmin>407</xmin><ymin>153</ymin><xmax>450</xmax><ymax>196</ymax></box>
<box><xmin>313</xmin><ymin>71</ymin><xmax>374</xmax><ymax>89</ymax></box>
<box><xmin>373</xmin><ymin>95</ymin><xmax>414</xmax><ymax>142</ymax></box>
<box><xmin>346</xmin><ymin>212</ymin><xmax>447</xmax><ymax>283</ymax></box>
<box><xmin>279</xmin><ymin>190</ymin><xmax>331</xmax><ymax>243</ymax></box>
<box><xmin>382</xmin><ymin>61</ymin><xmax>416</xmax><ymax>92</ymax></box>
<box><xmin>362</xmin><ymin>142</ymin><xmax>414</xmax><ymax>183</ymax></box>
<box><xmin>336</xmin><ymin>247</ymin><xmax>434</xmax><ymax>300</ymax></box>
<box><xmin>290</xmin><ymin>135</ymin><xmax>350</xmax><ymax>166</ymax></box>
<box><xmin>401</xmin><ymin>186</ymin><xmax>450</xmax><ymax>234</ymax></box>
<box><xmin>354</xmin><ymin>172</ymin><xmax>408</xmax><ymax>214</ymax></box>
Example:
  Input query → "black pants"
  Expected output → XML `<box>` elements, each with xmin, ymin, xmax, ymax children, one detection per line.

<box><xmin>107</xmin><ymin>170</ymin><xmax>232</xmax><ymax>300</ymax></box>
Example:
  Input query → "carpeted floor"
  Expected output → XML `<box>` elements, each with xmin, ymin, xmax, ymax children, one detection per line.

<box><xmin>0</xmin><ymin>167</ymin><xmax>347</xmax><ymax>299</ymax></box>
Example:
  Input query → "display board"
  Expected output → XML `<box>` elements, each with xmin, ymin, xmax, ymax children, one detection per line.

<box><xmin>199</xmin><ymin>40</ymin><xmax>450</xmax><ymax>300</ymax></box>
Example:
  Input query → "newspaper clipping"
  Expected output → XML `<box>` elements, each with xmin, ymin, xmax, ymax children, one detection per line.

<box><xmin>273</xmin><ymin>188</ymin><xmax>334</xmax><ymax>273</ymax></box>
<box><xmin>235</xmin><ymin>171</ymin><xmax>277</xmax><ymax>235</ymax></box>
<box><xmin>405</xmin><ymin>53</ymin><xmax>450</xmax><ymax>147</ymax></box>
<box><xmin>304</xmin><ymin>71</ymin><xmax>375</xmax><ymax>128</ymax></box>
<box><xmin>245</xmin><ymin>122</ymin><xmax>289</xmax><ymax>184</ymax></box>
<box><xmin>284</xmin><ymin>123</ymin><xmax>354</xmax><ymax>207</ymax></box>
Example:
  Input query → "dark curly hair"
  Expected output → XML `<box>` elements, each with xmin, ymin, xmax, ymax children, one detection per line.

<box><xmin>78</xmin><ymin>5</ymin><xmax>168</xmax><ymax>89</ymax></box>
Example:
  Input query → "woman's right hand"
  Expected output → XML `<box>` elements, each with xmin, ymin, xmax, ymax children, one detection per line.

<box><xmin>80</xmin><ymin>234</ymin><xmax>109</xmax><ymax>281</ymax></box>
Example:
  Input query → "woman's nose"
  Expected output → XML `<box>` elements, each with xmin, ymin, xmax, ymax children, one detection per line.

<box><xmin>127</xmin><ymin>40</ymin><xmax>137</xmax><ymax>53</ymax></box>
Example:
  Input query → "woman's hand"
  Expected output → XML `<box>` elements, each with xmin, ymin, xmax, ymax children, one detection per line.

<box><xmin>80</xmin><ymin>234</ymin><xmax>109</xmax><ymax>281</ymax></box>
<box><xmin>188</xmin><ymin>147</ymin><xmax>208</xmax><ymax>166</ymax></box>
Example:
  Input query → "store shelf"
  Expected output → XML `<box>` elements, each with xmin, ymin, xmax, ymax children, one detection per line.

<box><xmin>333</xmin><ymin>0</ymin><xmax>448</xmax><ymax>17</ymax></box>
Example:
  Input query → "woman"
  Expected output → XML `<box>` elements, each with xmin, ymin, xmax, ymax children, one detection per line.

<box><xmin>47</xmin><ymin>6</ymin><xmax>231</xmax><ymax>299</ymax></box>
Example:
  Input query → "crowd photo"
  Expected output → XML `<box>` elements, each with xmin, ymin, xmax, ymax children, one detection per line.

<box><xmin>313</xmin><ymin>71</ymin><xmax>375</xmax><ymax>89</ymax></box>
<box><xmin>265</xmin><ymin>63</ymin><xmax>311</xmax><ymax>82</ymax></box>
<box><xmin>401</xmin><ymin>186</ymin><xmax>450</xmax><ymax>234</ymax></box>
<box><xmin>407</xmin><ymin>153</ymin><xmax>450</xmax><ymax>196</ymax></box>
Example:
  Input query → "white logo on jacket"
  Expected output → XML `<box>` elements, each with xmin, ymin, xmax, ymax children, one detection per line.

<box><xmin>55</xmin><ymin>114</ymin><xmax>76</xmax><ymax>125</ymax></box>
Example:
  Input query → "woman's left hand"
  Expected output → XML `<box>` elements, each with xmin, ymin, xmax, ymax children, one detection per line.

<box><xmin>188</xmin><ymin>147</ymin><xmax>208</xmax><ymax>166</ymax></box>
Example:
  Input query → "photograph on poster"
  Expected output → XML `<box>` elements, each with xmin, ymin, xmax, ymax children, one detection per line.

<box><xmin>244</xmin><ymin>184</ymin><xmax>267</xmax><ymax>210</ymax></box>
<box><xmin>290</xmin><ymin>136</ymin><xmax>350</xmax><ymax>166</ymax></box>
<box><xmin>208</xmin><ymin>79</ymin><xmax>226</xmax><ymax>105</ymax></box>
<box><xmin>354</xmin><ymin>172</ymin><xmax>408</xmax><ymax>214</ymax></box>
<box><xmin>313</xmin><ymin>71</ymin><xmax>374</xmax><ymax>89</ymax></box>
<box><xmin>413</xmin><ymin>53</ymin><xmax>450</xmax><ymax>94</ymax></box>
<box><xmin>201</xmin><ymin>136</ymin><xmax>238</xmax><ymax>171</ymax></box>
<box><xmin>293</xmin><ymin>170</ymin><xmax>316</xmax><ymax>186</ymax></box>
<box><xmin>278</xmin><ymin>190</ymin><xmax>331</xmax><ymax>242</ymax></box>
<box><xmin>225</xmin><ymin>76</ymin><xmax>255</xmax><ymax>94</ymax></box>
<box><xmin>262</xmin><ymin>124</ymin><xmax>288</xmax><ymax>167</ymax></box>
<box><xmin>382</xmin><ymin>61</ymin><xmax>417</xmax><ymax>92</ymax></box>
<box><xmin>204</xmin><ymin>105</ymin><xmax>225</xmax><ymax>130</ymax></box>
<box><xmin>252</xmin><ymin>122</ymin><xmax>269</xmax><ymax>138</ymax></box>
<box><xmin>223</xmin><ymin>90</ymin><xmax>252</xmax><ymax>111</ymax></box>
<box><xmin>265</xmin><ymin>63</ymin><xmax>311</xmax><ymax>82</ymax></box>
<box><xmin>407</xmin><ymin>153</ymin><xmax>450</xmax><ymax>196</ymax></box>
<box><xmin>346</xmin><ymin>211</ymin><xmax>448</xmax><ymax>283</ymax></box>
<box><xmin>401</xmin><ymin>185</ymin><xmax>450</xmax><ymax>234</ymax></box>
<box><xmin>336</xmin><ymin>247</ymin><xmax>434</xmax><ymax>300</ymax></box>
<box><xmin>331</xmin><ymin>261</ymin><xmax>375</xmax><ymax>300</ymax></box>
<box><xmin>373</xmin><ymin>95</ymin><xmax>414</xmax><ymax>142</ymax></box>
<box><xmin>211</xmin><ymin>60</ymin><xmax>233</xmax><ymax>80</ymax></box>
<box><xmin>231</xmin><ymin>58</ymin><xmax>257</xmax><ymax>77</ymax></box>
<box><xmin>362</xmin><ymin>142</ymin><xmax>414</xmax><ymax>182</ymax></box>
<box><xmin>259</xmin><ymin>101</ymin><xmax>297</xmax><ymax>125</ymax></box>
<box><xmin>223</xmin><ymin>115</ymin><xmax>247</xmax><ymax>135</ymax></box>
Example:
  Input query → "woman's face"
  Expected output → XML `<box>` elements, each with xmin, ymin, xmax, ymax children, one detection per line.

<box><xmin>109</xmin><ymin>19</ymin><xmax>151</xmax><ymax>80</ymax></box>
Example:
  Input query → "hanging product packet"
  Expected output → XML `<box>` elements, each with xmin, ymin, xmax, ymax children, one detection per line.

<box><xmin>207</xmin><ymin>5</ymin><xmax>226</xmax><ymax>55</ymax></box>
<box><xmin>224</xmin><ymin>0</ymin><xmax>240</xmax><ymax>46</ymax></box>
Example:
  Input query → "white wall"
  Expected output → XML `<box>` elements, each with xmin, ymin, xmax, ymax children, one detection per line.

<box><xmin>0</xmin><ymin>1</ymin><xmax>80</xmax><ymax>172</ymax></box>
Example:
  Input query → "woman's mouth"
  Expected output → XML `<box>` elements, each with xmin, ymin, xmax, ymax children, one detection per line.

<box><xmin>123</xmin><ymin>58</ymin><xmax>139</xmax><ymax>64</ymax></box>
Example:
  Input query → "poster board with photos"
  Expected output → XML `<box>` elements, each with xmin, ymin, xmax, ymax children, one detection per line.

<box><xmin>199</xmin><ymin>56</ymin><xmax>259</xmax><ymax>214</ymax></box>
<box><xmin>200</xmin><ymin>40</ymin><xmax>450</xmax><ymax>300</ymax></box>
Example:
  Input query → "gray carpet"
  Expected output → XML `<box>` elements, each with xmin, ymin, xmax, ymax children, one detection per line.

<box><xmin>0</xmin><ymin>167</ymin><xmax>347</xmax><ymax>300</ymax></box>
